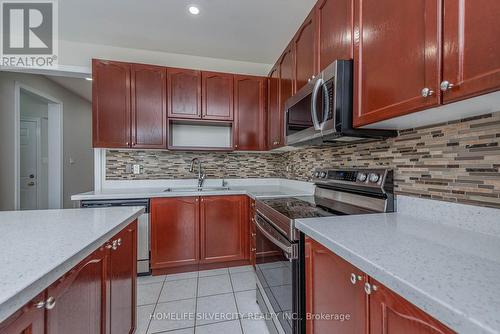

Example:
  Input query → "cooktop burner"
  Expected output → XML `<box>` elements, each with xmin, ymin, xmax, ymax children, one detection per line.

<box><xmin>258</xmin><ymin>196</ymin><xmax>337</xmax><ymax>220</ymax></box>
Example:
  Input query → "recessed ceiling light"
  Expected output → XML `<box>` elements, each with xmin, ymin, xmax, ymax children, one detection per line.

<box><xmin>188</xmin><ymin>6</ymin><xmax>200</xmax><ymax>15</ymax></box>
<box><xmin>85</xmin><ymin>77</ymin><xmax>93</xmax><ymax>81</ymax></box>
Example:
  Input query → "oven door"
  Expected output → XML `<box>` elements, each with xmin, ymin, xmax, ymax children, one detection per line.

<box><xmin>254</xmin><ymin>213</ymin><xmax>301</xmax><ymax>334</ymax></box>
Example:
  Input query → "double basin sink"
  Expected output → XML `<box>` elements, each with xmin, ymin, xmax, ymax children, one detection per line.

<box><xmin>163</xmin><ymin>186</ymin><xmax>230</xmax><ymax>193</ymax></box>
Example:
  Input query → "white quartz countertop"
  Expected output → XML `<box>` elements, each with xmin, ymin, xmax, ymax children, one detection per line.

<box><xmin>71</xmin><ymin>185</ymin><xmax>313</xmax><ymax>201</ymax></box>
<box><xmin>296</xmin><ymin>212</ymin><xmax>500</xmax><ymax>334</ymax></box>
<box><xmin>0</xmin><ymin>207</ymin><xmax>144</xmax><ymax>324</ymax></box>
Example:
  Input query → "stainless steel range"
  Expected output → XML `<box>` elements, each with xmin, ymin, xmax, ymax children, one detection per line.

<box><xmin>253</xmin><ymin>168</ymin><xmax>395</xmax><ymax>334</ymax></box>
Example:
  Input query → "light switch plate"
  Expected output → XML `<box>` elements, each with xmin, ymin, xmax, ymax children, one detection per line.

<box><xmin>133</xmin><ymin>164</ymin><xmax>141</xmax><ymax>174</ymax></box>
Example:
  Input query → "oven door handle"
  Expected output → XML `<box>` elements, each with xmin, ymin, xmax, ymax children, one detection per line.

<box><xmin>255</xmin><ymin>217</ymin><xmax>297</xmax><ymax>259</ymax></box>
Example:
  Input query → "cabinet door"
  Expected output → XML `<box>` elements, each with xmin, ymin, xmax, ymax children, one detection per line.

<box><xmin>267</xmin><ymin>66</ymin><xmax>283</xmax><ymax>149</ymax></box>
<box><xmin>202</xmin><ymin>72</ymin><xmax>234</xmax><ymax>120</ymax></box>
<box><xmin>442</xmin><ymin>0</ymin><xmax>500</xmax><ymax>103</ymax></box>
<box><xmin>46</xmin><ymin>248</ymin><xmax>107</xmax><ymax>334</ymax></box>
<box><xmin>249</xmin><ymin>199</ymin><xmax>256</xmax><ymax>268</ymax></box>
<box><xmin>151</xmin><ymin>197</ymin><xmax>200</xmax><ymax>269</ymax></box>
<box><xmin>305</xmin><ymin>239</ymin><xmax>366</xmax><ymax>334</ymax></box>
<box><xmin>294</xmin><ymin>11</ymin><xmax>316</xmax><ymax>92</ymax></box>
<box><xmin>131</xmin><ymin>64</ymin><xmax>167</xmax><ymax>149</ymax></box>
<box><xmin>353</xmin><ymin>0</ymin><xmax>441</xmax><ymax>127</ymax></box>
<box><xmin>167</xmin><ymin>68</ymin><xmax>202</xmax><ymax>119</ymax></box>
<box><xmin>109</xmin><ymin>221</ymin><xmax>137</xmax><ymax>334</ymax></box>
<box><xmin>369</xmin><ymin>278</ymin><xmax>455</xmax><ymax>334</ymax></box>
<box><xmin>279</xmin><ymin>46</ymin><xmax>294</xmax><ymax>125</ymax></box>
<box><xmin>0</xmin><ymin>293</ymin><xmax>45</xmax><ymax>334</ymax></box>
<box><xmin>234</xmin><ymin>75</ymin><xmax>267</xmax><ymax>151</ymax></box>
<box><xmin>92</xmin><ymin>59</ymin><xmax>131</xmax><ymax>148</ymax></box>
<box><xmin>316</xmin><ymin>0</ymin><xmax>353</xmax><ymax>71</ymax></box>
<box><xmin>200</xmin><ymin>195</ymin><xmax>248</xmax><ymax>263</ymax></box>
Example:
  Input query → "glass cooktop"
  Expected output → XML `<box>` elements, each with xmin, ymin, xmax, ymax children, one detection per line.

<box><xmin>259</xmin><ymin>196</ymin><xmax>338</xmax><ymax>220</ymax></box>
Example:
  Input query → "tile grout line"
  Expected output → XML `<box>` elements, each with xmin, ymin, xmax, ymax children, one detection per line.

<box><xmin>144</xmin><ymin>275</ymin><xmax>167</xmax><ymax>334</ymax></box>
<box><xmin>228</xmin><ymin>270</ymin><xmax>245</xmax><ymax>334</ymax></box>
<box><xmin>194</xmin><ymin>270</ymin><xmax>200</xmax><ymax>333</ymax></box>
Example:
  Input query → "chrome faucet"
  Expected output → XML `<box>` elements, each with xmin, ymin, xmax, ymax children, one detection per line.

<box><xmin>190</xmin><ymin>158</ymin><xmax>206</xmax><ymax>188</ymax></box>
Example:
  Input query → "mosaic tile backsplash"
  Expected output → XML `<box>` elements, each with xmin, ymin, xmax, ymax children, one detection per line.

<box><xmin>106</xmin><ymin>111</ymin><xmax>500</xmax><ymax>208</ymax></box>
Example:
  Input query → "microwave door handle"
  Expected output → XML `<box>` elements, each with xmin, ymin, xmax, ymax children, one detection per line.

<box><xmin>320</xmin><ymin>81</ymin><xmax>330</xmax><ymax>129</ymax></box>
<box><xmin>311</xmin><ymin>78</ymin><xmax>323</xmax><ymax>131</ymax></box>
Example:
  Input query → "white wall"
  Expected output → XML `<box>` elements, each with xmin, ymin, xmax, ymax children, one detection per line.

<box><xmin>56</xmin><ymin>40</ymin><xmax>272</xmax><ymax>76</ymax></box>
<box><xmin>0</xmin><ymin>72</ymin><xmax>94</xmax><ymax>210</ymax></box>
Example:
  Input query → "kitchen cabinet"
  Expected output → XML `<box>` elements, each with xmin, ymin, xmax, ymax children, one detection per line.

<box><xmin>369</xmin><ymin>278</ymin><xmax>455</xmax><ymax>334</ymax></box>
<box><xmin>108</xmin><ymin>223</ymin><xmax>137</xmax><ymax>334</ymax></box>
<box><xmin>234</xmin><ymin>75</ymin><xmax>267</xmax><ymax>151</ymax></box>
<box><xmin>151</xmin><ymin>197</ymin><xmax>200</xmax><ymax>269</ymax></box>
<box><xmin>315</xmin><ymin>0</ymin><xmax>353</xmax><ymax>71</ymax></box>
<box><xmin>92</xmin><ymin>59</ymin><xmax>131</xmax><ymax>148</ymax></box>
<box><xmin>305</xmin><ymin>238</ymin><xmax>366</xmax><ymax>334</ymax></box>
<box><xmin>200</xmin><ymin>195</ymin><xmax>248</xmax><ymax>263</ymax></box>
<box><xmin>131</xmin><ymin>64</ymin><xmax>167</xmax><ymax>149</ymax></box>
<box><xmin>202</xmin><ymin>71</ymin><xmax>234</xmax><ymax>120</ymax></box>
<box><xmin>279</xmin><ymin>45</ymin><xmax>294</xmax><ymax>123</ymax></box>
<box><xmin>305</xmin><ymin>238</ymin><xmax>455</xmax><ymax>334</ymax></box>
<box><xmin>249</xmin><ymin>199</ymin><xmax>256</xmax><ymax>268</ymax></box>
<box><xmin>352</xmin><ymin>0</ymin><xmax>441</xmax><ymax>127</ymax></box>
<box><xmin>267</xmin><ymin>66</ymin><xmax>283</xmax><ymax>149</ymax></box>
<box><xmin>167</xmin><ymin>68</ymin><xmax>202</xmax><ymax>119</ymax></box>
<box><xmin>0</xmin><ymin>293</ymin><xmax>45</xmax><ymax>334</ymax></box>
<box><xmin>442</xmin><ymin>0</ymin><xmax>500</xmax><ymax>103</ymax></box>
<box><xmin>294</xmin><ymin>11</ymin><xmax>316</xmax><ymax>92</ymax></box>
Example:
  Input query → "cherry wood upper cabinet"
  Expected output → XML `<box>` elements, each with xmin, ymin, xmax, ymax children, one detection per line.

<box><xmin>294</xmin><ymin>11</ymin><xmax>316</xmax><ymax>92</ymax></box>
<box><xmin>108</xmin><ymin>222</ymin><xmax>137</xmax><ymax>334</ymax></box>
<box><xmin>369</xmin><ymin>278</ymin><xmax>455</xmax><ymax>334</ymax></box>
<box><xmin>202</xmin><ymin>71</ymin><xmax>234</xmax><ymax>120</ymax></box>
<box><xmin>316</xmin><ymin>0</ymin><xmax>354</xmax><ymax>71</ymax></box>
<box><xmin>46</xmin><ymin>247</ymin><xmax>107</xmax><ymax>334</ymax></box>
<box><xmin>200</xmin><ymin>195</ymin><xmax>248</xmax><ymax>264</ymax></box>
<box><xmin>305</xmin><ymin>238</ymin><xmax>366</xmax><ymax>334</ymax></box>
<box><xmin>151</xmin><ymin>197</ymin><xmax>200</xmax><ymax>269</ymax></box>
<box><xmin>352</xmin><ymin>0</ymin><xmax>441</xmax><ymax>127</ymax></box>
<box><xmin>234</xmin><ymin>75</ymin><xmax>267</xmax><ymax>151</ymax></box>
<box><xmin>442</xmin><ymin>0</ymin><xmax>500</xmax><ymax>103</ymax></box>
<box><xmin>131</xmin><ymin>64</ymin><xmax>167</xmax><ymax>149</ymax></box>
<box><xmin>167</xmin><ymin>68</ymin><xmax>202</xmax><ymax>119</ymax></box>
<box><xmin>92</xmin><ymin>59</ymin><xmax>131</xmax><ymax>148</ymax></box>
<box><xmin>267</xmin><ymin>66</ymin><xmax>283</xmax><ymax>149</ymax></box>
<box><xmin>279</xmin><ymin>45</ymin><xmax>294</xmax><ymax>118</ymax></box>
<box><xmin>0</xmin><ymin>293</ymin><xmax>45</xmax><ymax>334</ymax></box>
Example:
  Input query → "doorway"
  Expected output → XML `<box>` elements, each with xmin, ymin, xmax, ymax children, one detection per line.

<box><xmin>15</xmin><ymin>83</ymin><xmax>63</xmax><ymax>210</ymax></box>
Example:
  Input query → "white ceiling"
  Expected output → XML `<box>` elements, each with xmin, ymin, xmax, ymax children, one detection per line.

<box><xmin>45</xmin><ymin>75</ymin><xmax>92</xmax><ymax>102</ymax></box>
<box><xmin>59</xmin><ymin>0</ymin><xmax>316</xmax><ymax>64</ymax></box>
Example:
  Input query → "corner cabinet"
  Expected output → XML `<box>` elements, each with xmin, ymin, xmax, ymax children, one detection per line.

<box><xmin>151</xmin><ymin>195</ymin><xmax>250</xmax><ymax>273</ymax></box>
<box><xmin>92</xmin><ymin>59</ymin><xmax>131</xmax><ymax>148</ymax></box>
<box><xmin>234</xmin><ymin>75</ymin><xmax>267</xmax><ymax>151</ymax></box>
<box><xmin>0</xmin><ymin>221</ymin><xmax>137</xmax><ymax>334</ymax></box>
<box><xmin>352</xmin><ymin>0</ymin><xmax>441</xmax><ymax>127</ymax></box>
<box><xmin>442</xmin><ymin>0</ymin><xmax>500</xmax><ymax>103</ymax></box>
<box><xmin>305</xmin><ymin>238</ymin><xmax>455</xmax><ymax>334</ymax></box>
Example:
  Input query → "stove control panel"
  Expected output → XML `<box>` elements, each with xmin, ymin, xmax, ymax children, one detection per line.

<box><xmin>312</xmin><ymin>168</ymin><xmax>391</xmax><ymax>188</ymax></box>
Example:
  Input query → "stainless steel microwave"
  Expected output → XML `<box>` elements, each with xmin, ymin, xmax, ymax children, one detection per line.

<box><xmin>284</xmin><ymin>60</ymin><xmax>396</xmax><ymax>146</ymax></box>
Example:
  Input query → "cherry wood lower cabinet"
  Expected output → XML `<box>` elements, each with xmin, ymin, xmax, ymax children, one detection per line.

<box><xmin>305</xmin><ymin>238</ymin><xmax>455</xmax><ymax>334</ymax></box>
<box><xmin>0</xmin><ymin>221</ymin><xmax>137</xmax><ymax>334</ymax></box>
<box><xmin>150</xmin><ymin>197</ymin><xmax>200</xmax><ymax>269</ymax></box>
<box><xmin>249</xmin><ymin>199</ymin><xmax>256</xmax><ymax>267</ymax></box>
<box><xmin>0</xmin><ymin>293</ymin><xmax>45</xmax><ymax>334</ymax></box>
<box><xmin>151</xmin><ymin>196</ymin><xmax>250</xmax><ymax>272</ymax></box>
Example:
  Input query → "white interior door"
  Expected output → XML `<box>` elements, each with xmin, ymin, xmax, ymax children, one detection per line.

<box><xmin>20</xmin><ymin>120</ymin><xmax>38</xmax><ymax>210</ymax></box>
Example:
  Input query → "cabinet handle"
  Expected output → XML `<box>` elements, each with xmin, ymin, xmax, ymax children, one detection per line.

<box><xmin>350</xmin><ymin>273</ymin><xmax>357</xmax><ymax>285</ymax></box>
<box><xmin>34</xmin><ymin>300</ymin><xmax>46</xmax><ymax>309</ymax></box>
<box><xmin>251</xmin><ymin>233</ymin><xmax>256</xmax><ymax>237</ymax></box>
<box><xmin>126</xmin><ymin>142</ymin><xmax>130</xmax><ymax>146</ymax></box>
<box><xmin>116</xmin><ymin>238</ymin><xmax>122</xmax><ymax>247</ymax></box>
<box><xmin>45</xmin><ymin>296</ymin><xmax>56</xmax><ymax>310</ymax></box>
<box><xmin>440</xmin><ymin>81</ymin><xmax>455</xmax><ymax>92</ymax></box>
<box><xmin>251</xmin><ymin>248</ymin><xmax>256</xmax><ymax>252</ymax></box>
<box><xmin>421</xmin><ymin>88</ymin><xmax>434</xmax><ymax>97</ymax></box>
<box><xmin>364</xmin><ymin>282</ymin><xmax>377</xmax><ymax>295</ymax></box>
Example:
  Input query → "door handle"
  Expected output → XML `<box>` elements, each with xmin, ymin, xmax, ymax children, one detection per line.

<box><xmin>311</xmin><ymin>78</ymin><xmax>325</xmax><ymax>131</ymax></box>
<box><xmin>29</xmin><ymin>174</ymin><xmax>35</xmax><ymax>179</ymax></box>
<box><xmin>28</xmin><ymin>181</ymin><xmax>35</xmax><ymax>186</ymax></box>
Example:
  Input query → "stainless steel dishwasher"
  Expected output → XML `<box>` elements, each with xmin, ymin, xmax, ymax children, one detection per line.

<box><xmin>80</xmin><ymin>198</ymin><xmax>150</xmax><ymax>275</ymax></box>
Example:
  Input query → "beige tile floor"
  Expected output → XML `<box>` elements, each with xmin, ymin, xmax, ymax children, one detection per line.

<box><xmin>136</xmin><ymin>265</ymin><xmax>271</xmax><ymax>334</ymax></box>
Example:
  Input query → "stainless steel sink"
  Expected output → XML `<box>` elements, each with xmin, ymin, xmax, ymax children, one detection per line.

<box><xmin>163</xmin><ymin>186</ymin><xmax>230</xmax><ymax>193</ymax></box>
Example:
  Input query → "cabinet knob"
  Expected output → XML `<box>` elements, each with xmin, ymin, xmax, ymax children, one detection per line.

<box><xmin>34</xmin><ymin>300</ymin><xmax>46</xmax><ymax>309</ymax></box>
<box><xmin>364</xmin><ymin>282</ymin><xmax>377</xmax><ymax>295</ymax></box>
<box><xmin>251</xmin><ymin>248</ymin><xmax>256</xmax><ymax>252</ymax></box>
<box><xmin>116</xmin><ymin>238</ymin><xmax>122</xmax><ymax>246</ymax></box>
<box><xmin>421</xmin><ymin>87</ymin><xmax>434</xmax><ymax>97</ymax></box>
<box><xmin>440</xmin><ymin>81</ymin><xmax>455</xmax><ymax>92</ymax></box>
<box><xmin>350</xmin><ymin>273</ymin><xmax>362</xmax><ymax>285</ymax></box>
<box><xmin>45</xmin><ymin>296</ymin><xmax>56</xmax><ymax>310</ymax></box>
